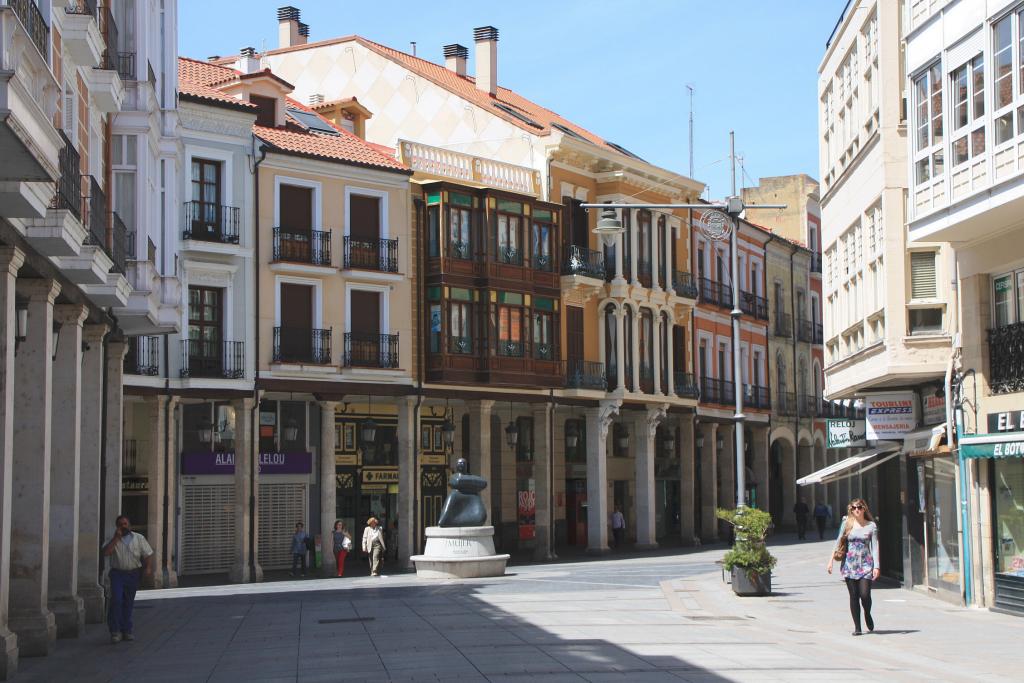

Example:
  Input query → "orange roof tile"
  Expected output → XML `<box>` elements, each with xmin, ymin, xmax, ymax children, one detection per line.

<box><xmin>178</xmin><ymin>57</ymin><xmax>256</xmax><ymax>110</ymax></box>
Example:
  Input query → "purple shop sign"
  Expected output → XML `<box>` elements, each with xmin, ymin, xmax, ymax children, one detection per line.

<box><xmin>180</xmin><ymin>451</ymin><xmax>313</xmax><ymax>475</ymax></box>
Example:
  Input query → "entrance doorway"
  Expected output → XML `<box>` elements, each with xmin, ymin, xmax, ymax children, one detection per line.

<box><xmin>656</xmin><ymin>479</ymin><xmax>680</xmax><ymax>540</ymax></box>
<box><xmin>565</xmin><ymin>478</ymin><xmax>587</xmax><ymax>546</ymax></box>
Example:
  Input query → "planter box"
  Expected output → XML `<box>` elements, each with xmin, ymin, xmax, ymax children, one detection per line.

<box><xmin>731</xmin><ymin>566</ymin><xmax>771</xmax><ymax>596</ymax></box>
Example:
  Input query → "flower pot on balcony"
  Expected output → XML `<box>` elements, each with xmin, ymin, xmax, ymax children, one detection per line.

<box><xmin>731</xmin><ymin>566</ymin><xmax>771</xmax><ymax>596</ymax></box>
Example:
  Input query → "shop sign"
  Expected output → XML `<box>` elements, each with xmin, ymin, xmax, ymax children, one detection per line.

<box><xmin>518</xmin><ymin>480</ymin><xmax>536</xmax><ymax>541</ymax></box>
<box><xmin>827</xmin><ymin>419</ymin><xmax>866</xmax><ymax>448</ymax></box>
<box><xmin>987</xmin><ymin>410</ymin><xmax>1024</xmax><ymax>433</ymax></box>
<box><xmin>961</xmin><ymin>436</ymin><xmax>1024</xmax><ymax>459</ymax></box>
<box><xmin>258</xmin><ymin>452</ymin><xmax>312</xmax><ymax>475</ymax></box>
<box><xmin>363</xmin><ymin>468</ymin><xmax>399</xmax><ymax>484</ymax></box>
<box><xmin>181</xmin><ymin>451</ymin><xmax>236</xmax><ymax>475</ymax></box>
<box><xmin>122</xmin><ymin>476</ymin><xmax>148</xmax><ymax>492</ymax></box>
<box><xmin>865</xmin><ymin>393</ymin><xmax>918</xmax><ymax>441</ymax></box>
<box><xmin>922</xmin><ymin>394</ymin><xmax>946</xmax><ymax>426</ymax></box>
<box><xmin>420</xmin><ymin>454</ymin><xmax>448</xmax><ymax>466</ymax></box>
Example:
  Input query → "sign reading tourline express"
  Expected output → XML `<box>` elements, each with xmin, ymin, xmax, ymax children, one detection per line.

<box><xmin>181</xmin><ymin>451</ymin><xmax>313</xmax><ymax>475</ymax></box>
<box><xmin>864</xmin><ymin>392</ymin><xmax>919</xmax><ymax>441</ymax></box>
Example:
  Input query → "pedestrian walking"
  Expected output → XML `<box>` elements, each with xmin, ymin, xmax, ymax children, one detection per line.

<box><xmin>611</xmin><ymin>507</ymin><xmax>626</xmax><ymax>548</ymax></box>
<box><xmin>332</xmin><ymin>520</ymin><xmax>352</xmax><ymax>577</ymax></box>
<box><xmin>290</xmin><ymin>522</ymin><xmax>309</xmax><ymax>576</ymax></box>
<box><xmin>362</xmin><ymin>516</ymin><xmax>386</xmax><ymax>576</ymax></box>
<box><xmin>813</xmin><ymin>501</ymin><xmax>830</xmax><ymax>540</ymax></box>
<box><xmin>827</xmin><ymin>498</ymin><xmax>880</xmax><ymax>636</ymax></box>
<box><xmin>793</xmin><ymin>497</ymin><xmax>810</xmax><ymax>539</ymax></box>
<box><xmin>102</xmin><ymin>515</ymin><xmax>153</xmax><ymax>643</ymax></box>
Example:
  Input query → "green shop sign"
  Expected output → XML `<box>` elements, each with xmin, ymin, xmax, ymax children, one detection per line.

<box><xmin>960</xmin><ymin>435</ymin><xmax>1024</xmax><ymax>459</ymax></box>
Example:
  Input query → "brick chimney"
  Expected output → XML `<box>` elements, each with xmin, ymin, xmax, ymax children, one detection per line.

<box><xmin>443</xmin><ymin>44</ymin><xmax>468</xmax><ymax>77</ymax></box>
<box><xmin>277</xmin><ymin>6</ymin><xmax>307</xmax><ymax>48</ymax></box>
<box><xmin>473</xmin><ymin>26</ymin><xmax>498</xmax><ymax>96</ymax></box>
<box><xmin>238</xmin><ymin>47</ymin><xmax>260</xmax><ymax>75</ymax></box>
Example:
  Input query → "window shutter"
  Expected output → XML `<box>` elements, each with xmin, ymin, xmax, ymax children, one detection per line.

<box><xmin>63</xmin><ymin>83</ymin><xmax>76</xmax><ymax>145</ymax></box>
<box><xmin>911</xmin><ymin>251</ymin><xmax>937</xmax><ymax>299</ymax></box>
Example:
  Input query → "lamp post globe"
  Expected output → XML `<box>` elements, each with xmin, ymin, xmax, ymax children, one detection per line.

<box><xmin>593</xmin><ymin>207</ymin><xmax>623</xmax><ymax>248</ymax></box>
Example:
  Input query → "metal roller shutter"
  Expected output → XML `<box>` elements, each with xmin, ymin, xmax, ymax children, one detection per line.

<box><xmin>258</xmin><ymin>483</ymin><xmax>307</xmax><ymax>570</ymax></box>
<box><xmin>181</xmin><ymin>484</ymin><xmax>236</xmax><ymax>575</ymax></box>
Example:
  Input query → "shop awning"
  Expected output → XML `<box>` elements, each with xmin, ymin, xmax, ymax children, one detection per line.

<box><xmin>960</xmin><ymin>432</ymin><xmax>1024</xmax><ymax>459</ymax></box>
<box><xmin>796</xmin><ymin>445</ymin><xmax>900</xmax><ymax>486</ymax></box>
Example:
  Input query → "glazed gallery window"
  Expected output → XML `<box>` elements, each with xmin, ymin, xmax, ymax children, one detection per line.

<box><xmin>449</xmin><ymin>194</ymin><xmax>473</xmax><ymax>259</ymax></box>
<box><xmin>913</xmin><ymin>62</ymin><xmax>943</xmax><ymax>183</ymax></box>
<box><xmin>951</xmin><ymin>55</ymin><xmax>986</xmax><ymax>165</ymax></box>
<box><xmin>449</xmin><ymin>300</ymin><xmax>473</xmax><ymax>354</ymax></box>
<box><xmin>992</xmin><ymin>269</ymin><xmax>1024</xmax><ymax>328</ymax></box>
<box><xmin>496</xmin><ymin>200</ymin><xmax>523</xmax><ymax>265</ymax></box>
<box><xmin>532</xmin><ymin>209</ymin><xmax>554</xmax><ymax>271</ymax></box>
<box><xmin>496</xmin><ymin>304</ymin><xmax>524</xmax><ymax>357</ymax></box>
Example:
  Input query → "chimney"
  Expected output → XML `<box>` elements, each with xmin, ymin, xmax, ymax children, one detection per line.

<box><xmin>309</xmin><ymin>93</ymin><xmax>324</xmax><ymax>106</ymax></box>
<box><xmin>443</xmin><ymin>43</ymin><xmax>468</xmax><ymax>77</ymax></box>
<box><xmin>238</xmin><ymin>46</ymin><xmax>260</xmax><ymax>75</ymax></box>
<box><xmin>473</xmin><ymin>26</ymin><xmax>498</xmax><ymax>96</ymax></box>
<box><xmin>277</xmin><ymin>6</ymin><xmax>306</xmax><ymax>48</ymax></box>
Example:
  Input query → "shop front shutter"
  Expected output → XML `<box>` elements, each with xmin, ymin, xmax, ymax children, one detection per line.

<box><xmin>911</xmin><ymin>251</ymin><xmax>937</xmax><ymax>299</ymax></box>
<box><xmin>258</xmin><ymin>483</ymin><xmax>307</xmax><ymax>570</ymax></box>
<box><xmin>180</xmin><ymin>484</ymin><xmax>236</xmax><ymax>575</ymax></box>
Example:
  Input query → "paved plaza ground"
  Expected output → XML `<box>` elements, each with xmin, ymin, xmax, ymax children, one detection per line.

<box><xmin>14</xmin><ymin>534</ymin><xmax>1024</xmax><ymax>682</ymax></box>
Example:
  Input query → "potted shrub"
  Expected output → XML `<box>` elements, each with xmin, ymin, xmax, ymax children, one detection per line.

<box><xmin>716</xmin><ymin>507</ymin><xmax>777</xmax><ymax>596</ymax></box>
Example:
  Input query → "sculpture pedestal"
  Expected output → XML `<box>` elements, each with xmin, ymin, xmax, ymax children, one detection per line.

<box><xmin>411</xmin><ymin>526</ymin><xmax>509</xmax><ymax>579</ymax></box>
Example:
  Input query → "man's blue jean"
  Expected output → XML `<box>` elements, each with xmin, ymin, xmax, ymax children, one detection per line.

<box><xmin>108</xmin><ymin>568</ymin><xmax>140</xmax><ymax>635</ymax></box>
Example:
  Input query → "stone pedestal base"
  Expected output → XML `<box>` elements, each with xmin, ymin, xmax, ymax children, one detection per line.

<box><xmin>49</xmin><ymin>595</ymin><xmax>85</xmax><ymax>639</ymax></box>
<box><xmin>8</xmin><ymin>609</ymin><xmax>55</xmax><ymax>657</ymax></box>
<box><xmin>78</xmin><ymin>583</ymin><xmax>105</xmax><ymax>624</ymax></box>
<box><xmin>0</xmin><ymin>627</ymin><xmax>17</xmax><ymax>679</ymax></box>
<box><xmin>411</xmin><ymin>526</ymin><xmax>509</xmax><ymax>579</ymax></box>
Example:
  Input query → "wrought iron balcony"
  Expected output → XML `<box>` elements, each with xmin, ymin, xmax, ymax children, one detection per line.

<box><xmin>774</xmin><ymin>312</ymin><xmax>792</xmax><ymax>338</ymax></box>
<box><xmin>82</xmin><ymin>176</ymin><xmax>122</xmax><ymax>271</ymax></box>
<box><xmin>342</xmin><ymin>332</ymin><xmax>399</xmax><ymax>368</ymax></box>
<box><xmin>447</xmin><ymin>335</ymin><xmax>473</xmax><ymax>355</ymax></box>
<box><xmin>700</xmin><ymin>376</ymin><xmax>735</xmax><ymax>406</ymax></box>
<box><xmin>813</xmin><ymin>322</ymin><xmax>824</xmax><ymax>344</ymax></box>
<box><xmin>181</xmin><ymin>340</ymin><xmax>244</xmax><ymax>379</ymax></box>
<box><xmin>743</xmin><ymin>385</ymin><xmax>771</xmax><ymax>409</ymax></box>
<box><xmin>96</xmin><ymin>2</ymin><xmax>119</xmax><ymax>71</ymax></box>
<box><xmin>343</xmin><ymin>236</ymin><xmax>399</xmax><ymax>272</ymax></box>
<box><xmin>124</xmin><ymin>335</ymin><xmax>160</xmax><ymax>375</ymax></box>
<box><xmin>797</xmin><ymin>318</ymin><xmax>813</xmax><ymax>343</ymax></box>
<box><xmin>273</xmin><ymin>327</ymin><xmax>332</xmax><ymax>365</ymax></box>
<box><xmin>273</xmin><ymin>228</ymin><xmax>331</xmax><ymax>266</ymax></box>
<box><xmin>799</xmin><ymin>394</ymin><xmax>817</xmax><ymax>416</ymax></box>
<box><xmin>532</xmin><ymin>252</ymin><xmax>553</xmax><ymax>272</ymax></box>
<box><xmin>566</xmin><ymin>360</ymin><xmax>606</xmax><ymax>390</ymax></box>
<box><xmin>116</xmin><ymin>52</ymin><xmax>135</xmax><ymax>81</ymax></box>
<box><xmin>989</xmin><ymin>323</ymin><xmax>1024</xmax><ymax>394</ymax></box>
<box><xmin>534</xmin><ymin>341</ymin><xmax>555</xmax><ymax>361</ymax></box>
<box><xmin>496</xmin><ymin>339</ymin><xmax>524</xmax><ymax>358</ymax></box>
<box><xmin>672</xmin><ymin>271</ymin><xmax>698</xmax><ymax>299</ymax></box>
<box><xmin>673</xmin><ymin>372</ymin><xmax>699</xmax><ymax>399</ymax></box>
<box><xmin>448</xmin><ymin>239</ymin><xmax>472</xmax><ymax>260</ymax></box>
<box><xmin>497</xmin><ymin>246</ymin><xmax>522</xmax><ymax>266</ymax></box>
<box><xmin>810</xmin><ymin>252</ymin><xmax>822</xmax><ymax>273</ymax></box>
<box><xmin>740</xmin><ymin>291</ymin><xmax>769</xmax><ymax>320</ymax></box>
<box><xmin>777</xmin><ymin>392</ymin><xmax>796</xmax><ymax>416</ymax></box>
<box><xmin>52</xmin><ymin>132</ymin><xmax>82</xmax><ymax>219</ymax></box>
<box><xmin>699</xmin><ymin>278</ymin><xmax>732</xmax><ymax>309</ymax></box>
<box><xmin>184</xmin><ymin>201</ymin><xmax>240</xmax><ymax>244</ymax></box>
<box><xmin>109</xmin><ymin>211</ymin><xmax>128</xmax><ymax>274</ymax></box>
<box><xmin>9</xmin><ymin>0</ymin><xmax>49</xmax><ymax>62</ymax></box>
<box><xmin>563</xmin><ymin>245</ymin><xmax>606</xmax><ymax>279</ymax></box>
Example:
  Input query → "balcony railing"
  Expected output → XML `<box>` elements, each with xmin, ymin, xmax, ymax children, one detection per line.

<box><xmin>96</xmin><ymin>3</ymin><xmax>119</xmax><ymax>71</ymax></box>
<box><xmin>273</xmin><ymin>228</ymin><xmax>331</xmax><ymax>266</ymax></box>
<box><xmin>534</xmin><ymin>341</ymin><xmax>555</xmax><ymax>361</ymax></box>
<box><xmin>532</xmin><ymin>252</ymin><xmax>553</xmax><ymax>272</ymax></box>
<box><xmin>52</xmin><ymin>132</ymin><xmax>82</xmax><ymax>220</ymax></box>
<box><xmin>125</xmin><ymin>335</ymin><xmax>160</xmax><ymax>375</ymax></box>
<box><xmin>117</xmin><ymin>52</ymin><xmax>135</xmax><ymax>81</ymax></box>
<box><xmin>565</xmin><ymin>360</ymin><xmax>606</xmax><ymax>390</ymax></box>
<box><xmin>447</xmin><ymin>335</ymin><xmax>473</xmax><ymax>355</ymax></box>
<box><xmin>740</xmin><ymin>291</ymin><xmax>769</xmax><ymax>320</ymax></box>
<box><xmin>342</xmin><ymin>332</ymin><xmax>399</xmax><ymax>368</ymax></box>
<box><xmin>810</xmin><ymin>252</ymin><xmax>822</xmax><ymax>273</ymax></box>
<box><xmin>109</xmin><ymin>211</ymin><xmax>128</xmax><ymax>274</ymax></box>
<box><xmin>273</xmin><ymin>327</ymin><xmax>332</xmax><ymax>365</ymax></box>
<box><xmin>343</xmin><ymin>236</ymin><xmax>399</xmax><ymax>272</ymax></box>
<box><xmin>797</xmin><ymin>318</ymin><xmax>813</xmax><ymax>343</ymax></box>
<box><xmin>496</xmin><ymin>339</ymin><xmax>524</xmax><ymax>358</ymax></box>
<box><xmin>774</xmin><ymin>312</ymin><xmax>792</xmax><ymax>338</ymax></box>
<box><xmin>8</xmin><ymin>0</ymin><xmax>49</xmax><ymax>62</ymax></box>
<box><xmin>743</xmin><ymin>385</ymin><xmax>771</xmax><ymax>409</ymax></box>
<box><xmin>699</xmin><ymin>278</ymin><xmax>732</xmax><ymax>309</ymax></box>
<box><xmin>813</xmin><ymin>322</ymin><xmax>824</xmax><ymax>344</ymax></box>
<box><xmin>639</xmin><ymin>362</ymin><xmax>655</xmax><ymax>393</ymax></box>
<box><xmin>799</xmin><ymin>394</ymin><xmax>817</xmax><ymax>416</ymax></box>
<box><xmin>673</xmin><ymin>372</ymin><xmax>699</xmax><ymax>399</ymax></box>
<box><xmin>183</xmin><ymin>201</ymin><xmax>240</xmax><ymax>244</ymax></box>
<box><xmin>777</xmin><ymin>391</ymin><xmax>796</xmax><ymax>416</ymax></box>
<box><xmin>563</xmin><ymin>245</ymin><xmax>606</xmax><ymax>279</ymax></box>
<box><xmin>83</xmin><ymin>176</ymin><xmax>116</xmax><ymax>265</ymax></box>
<box><xmin>448</xmin><ymin>239</ymin><xmax>472</xmax><ymax>260</ymax></box>
<box><xmin>497</xmin><ymin>246</ymin><xmax>522</xmax><ymax>266</ymax></box>
<box><xmin>672</xmin><ymin>271</ymin><xmax>698</xmax><ymax>299</ymax></box>
<box><xmin>989</xmin><ymin>323</ymin><xmax>1024</xmax><ymax>394</ymax></box>
<box><xmin>700</xmin><ymin>376</ymin><xmax>735</xmax><ymax>406</ymax></box>
<box><xmin>181</xmin><ymin>340</ymin><xmax>244</xmax><ymax>379</ymax></box>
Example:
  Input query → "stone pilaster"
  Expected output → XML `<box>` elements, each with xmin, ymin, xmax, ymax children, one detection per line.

<box><xmin>101</xmin><ymin>338</ymin><xmax>127</xmax><ymax>557</ymax></box>
<box><xmin>585</xmin><ymin>401</ymin><xmax>618</xmax><ymax>553</ymax></box>
<box><xmin>319</xmin><ymin>401</ymin><xmax>338</xmax><ymax>577</ymax></box>
<box><xmin>751</xmin><ymin>426</ymin><xmax>770</xmax><ymax>514</ymax></box>
<box><xmin>0</xmin><ymin>247</ymin><xmax>23</xmax><ymax>678</ymax></box>
<box><xmin>230</xmin><ymin>398</ymin><xmax>258</xmax><ymax>582</ymax></box>
<box><xmin>678</xmin><ymin>414</ymin><xmax>696</xmax><ymax>544</ymax></box>
<box><xmin>532</xmin><ymin>405</ymin><xmax>553</xmax><ymax>561</ymax></box>
<box><xmin>9</xmin><ymin>278</ymin><xmax>60</xmax><ymax>657</ymax></box>
<box><xmin>699</xmin><ymin>422</ymin><xmax>719</xmax><ymax>541</ymax></box>
<box><xmin>47</xmin><ymin>303</ymin><xmax>88</xmax><ymax>638</ymax></box>
<box><xmin>466</xmin><ymin>401</ymin><xmax>494</xmax><ymax>516</ymax></box>
<box><xmin>143</xmin><ymin>395</ymin><xmax>179</xmax><ymax>589</ymax></box>
<box><xmin>717</xmin><ymin>424</ymin><xmax>736</xmax><ymax>539</ymax></box>
<box><xmin>614</xmin><ymin>307</ymin><xmax>626</xmax><ymax>391</ymax></box>
<box><xmin>396</xmin><ymin>397</ymin><xmax>417</xmax><ymax>567</ymax></box>
<box><xmin>634</xmin><ymin>406</ymin><xmax>666</xmax><ymax>549</ymax></box>
<box><xmin>77</xmin><ymin>323</ymin><xmax>108</xmax><ymax>624</ymax></box>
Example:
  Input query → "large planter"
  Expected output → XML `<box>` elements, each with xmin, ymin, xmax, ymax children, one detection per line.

<box><xmin>731</xmin><ymin>566</ymin><xmax>771</xmax><ymax>596</ymax></box>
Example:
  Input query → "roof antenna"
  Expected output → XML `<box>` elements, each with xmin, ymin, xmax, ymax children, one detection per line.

<box><xmin>410</xmin><ymin>41</ymin><xmax>417</xmax><ymax>57</ymax></box>
<box><xmin>686</xmin><ymin>84</ymin><xmax>694</xmax><ymax>180</ymax></box>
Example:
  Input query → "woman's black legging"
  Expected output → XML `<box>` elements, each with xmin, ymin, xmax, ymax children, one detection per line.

<box><xmin>845</xmin><ymin>578</ymin><xmax>873</xmax><ymax>630</ymax></box>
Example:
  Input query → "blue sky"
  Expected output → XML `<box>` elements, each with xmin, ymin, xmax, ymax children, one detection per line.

<box><xmin>179</xmin><ymin>0</ymin><xmax>847</xmax><ymax>199</ymax></box>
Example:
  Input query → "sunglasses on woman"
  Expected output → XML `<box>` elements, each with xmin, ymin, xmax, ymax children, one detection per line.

<box><xmin>851</xmin><ymin>505</ymin><xmax>865</xmax><ymax>510</ymax></box>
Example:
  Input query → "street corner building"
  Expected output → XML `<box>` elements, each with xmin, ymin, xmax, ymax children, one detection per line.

<box><xmin>0</xmin><ymin>0</ymin><xmax>181</xmax><ymax>676</ymax></box>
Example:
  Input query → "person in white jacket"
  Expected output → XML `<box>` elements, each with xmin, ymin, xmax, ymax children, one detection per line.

<box><xmin>361</xmin><ymin>517</ymin><xmax>386</xmax><ymax>577</ymax></box>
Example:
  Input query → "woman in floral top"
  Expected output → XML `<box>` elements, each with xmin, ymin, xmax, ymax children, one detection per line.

<box><xmin>826</xmin><ymin>498</ymin><xmax>880</xmax><ymax>635</ymax></box>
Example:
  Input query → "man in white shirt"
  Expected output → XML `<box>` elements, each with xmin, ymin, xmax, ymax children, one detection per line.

<box><xmin>102</xmin><ymin>515</ymin><xmax>153</xmax><ymax>643</ymax></box>
<box><xmin>611</xmin><ymin>508</ymin><xmax>626</xmax><ymax>549</ymax></box>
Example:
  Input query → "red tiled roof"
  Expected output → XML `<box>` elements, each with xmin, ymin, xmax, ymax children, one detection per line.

<box><xmin>178</xmin><ymin>57</ymin><xmax>407</xmax><ymax>173</ymax></box>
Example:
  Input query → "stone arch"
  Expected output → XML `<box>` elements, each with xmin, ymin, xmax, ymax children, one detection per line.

<box><xmin>769</xmin><ymin>428</ymin><xmax>797</xmax><ymax>529</ymax></box>
<box><xmin>796</xmin><ymin>431</ymin><xmax>814</xmax><ymax>520</ymax></box>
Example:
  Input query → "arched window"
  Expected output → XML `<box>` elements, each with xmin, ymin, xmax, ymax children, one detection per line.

<box><xmin>660</xmin><ymin>311</ymin><xmax>671</xmax><ymax>392</ymax></box>
<box><xmin>604</xmin><ymin>303</ymin><xmax>618</xmax><ymax>388</ymax></box>
<box><xmin>622</xmin><ymin>208</ymin><xmax>633</xmax><ymax>281</ymax></box>
<box><xmin>657</xmin><ymin>215</ymin><xmax>667</xmax><ymax>289</ymax></box>
<box><xmin>624</xmin><ymin>305</ymin><xmax>635</xmax><ymax>389</ymax></box>
<box><xmin>798</xmin><ymin>357</ymin><xmax>808</xmax><ymax>397</ymax></box>
<box><xmin>638</xmin><ymin>210</ymin><xmax>652</xmax><ymax>287</ymax></box>
<box><xmin>639</xmin><ymin>308</ymin><xmax>654</xmax><ymax>392</ymax></box>
<box><xmin>776</xmin><ymin>352</ymin><xmax>787</xmax><ymax>405</ymax></box>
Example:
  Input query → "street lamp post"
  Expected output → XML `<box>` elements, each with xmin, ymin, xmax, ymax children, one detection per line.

<box><xmin>582</xmin><ymin>131</ymin><xmax>784</xmax><ymax>510</ymax></box>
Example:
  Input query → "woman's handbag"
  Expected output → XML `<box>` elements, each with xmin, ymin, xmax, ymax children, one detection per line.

<box><xmin>832</xmin><ymin>518</ymin><xmax>852</xmax><ymax>562</ymax></box>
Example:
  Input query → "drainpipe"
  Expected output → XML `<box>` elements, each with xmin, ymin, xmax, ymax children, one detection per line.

<box><xmin>162</xmin><ymin>333</ymin><xmax>172</xmax><ymax>587</ymax></box>
<box><xmin>413</xmin><ymin>195</ymin><xmax>425</xmax><ymax>553</ymax></box>
<box><xmin>250</xmin><ymin>135</ymin><xmax>268</xmax><ymax>577</ymax></box>
<box><xmin>97</xmin><ymin>322</ymin><xmax>114</xmax><ymax>583</ymax></box>
<box><xmin>548</xmin><ymin>388</ymin><xmax>556</xmax><ymax>559</ymax></box>
<box><xmin>945</xmin><ymin>249</ymin><xmax>972</xmax><ymax>606</ymax></box>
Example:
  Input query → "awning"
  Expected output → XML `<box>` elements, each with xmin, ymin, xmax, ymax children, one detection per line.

<box><xmin>960</xmin><ymin>431</ymin><xmax>1024</xmax><ymax>459</ymax></box>
<box><xmin>796</xmin><ymin>445</ymin><xmax>900</xmax><ymax>486</ymax></box>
